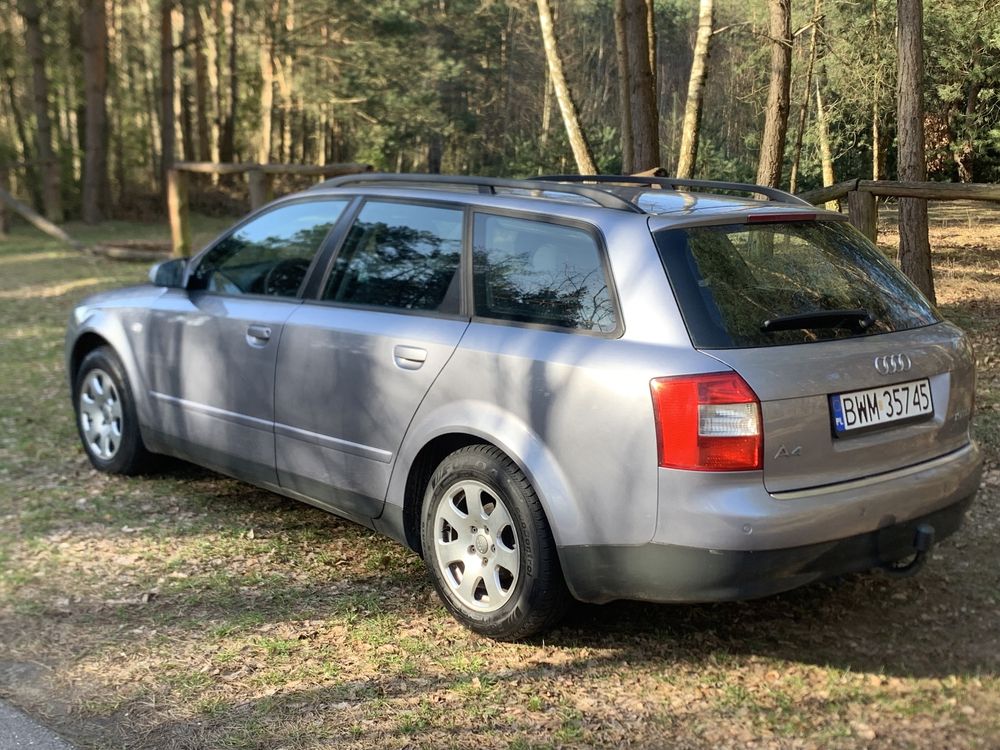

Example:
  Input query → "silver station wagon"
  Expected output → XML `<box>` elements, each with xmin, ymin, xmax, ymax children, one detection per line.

<box><xmin>66</xmin><ymin>173</ymin><xmax>982</xmax><ymax>639</ymax></box>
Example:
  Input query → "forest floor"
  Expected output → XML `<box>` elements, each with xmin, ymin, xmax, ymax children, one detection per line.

<box><xmin>0</xmin><ymin>205</ymin><xmax>998</xmax><ymax>749</ymax></box>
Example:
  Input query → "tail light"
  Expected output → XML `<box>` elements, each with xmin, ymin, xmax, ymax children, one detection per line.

<box><xmin>650</xmin><ymin>372</ymin><xmax>762</xmax><ymax>471</ymax></box>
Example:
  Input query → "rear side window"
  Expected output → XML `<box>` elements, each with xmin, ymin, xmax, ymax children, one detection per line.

<box><xmin>472</xmin><ymin>214</ymin><xmax>618</xmax><ymax>333</ymax></box>
<box><xmin>323</xmin><ymin>201</ymin><xmax>462</xmax><ymax>314</ymax></box>
<box><xmin>655</xmin><ymin>220</ymin><xmax>939</xmax><ymax>348</ymax></box>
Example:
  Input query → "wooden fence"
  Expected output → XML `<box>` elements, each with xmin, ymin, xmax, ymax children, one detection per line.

<box><xmin>797</xmin><ymin>178</ymin><xmax>1000</xmax><ymax>242</ymax></box>
<box><xmin>167</xmin><ymin>161</ymin><xmax>372</xmax><ymax>256</ymax></box>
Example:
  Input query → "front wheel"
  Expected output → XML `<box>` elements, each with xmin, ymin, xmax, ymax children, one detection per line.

<box><xmin>420</xmin><ymin>445</ymin><xmax>570</xmax><ymax>640</ymax></box>
<box><xmin>74</xmin><ymin>346</ymin><xmax>155</xmax><ymax>475</ymax></box>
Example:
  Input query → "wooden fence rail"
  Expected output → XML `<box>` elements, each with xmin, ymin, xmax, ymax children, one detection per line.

<box><xmin>797</xmin><ymin>178</ymin><xmax>1000</xmax><ymax>244</ymax></box>
<box><xmin>167</xmin><ymin>161</ymin><xmax>372</xmax><ymax>256</ymax></box>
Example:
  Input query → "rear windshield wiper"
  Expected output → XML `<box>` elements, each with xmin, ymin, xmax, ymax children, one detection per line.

<box><xmin>761</xmin><ymin>309</ymin><xmax>876</xmax><ymax>334</ymax></box>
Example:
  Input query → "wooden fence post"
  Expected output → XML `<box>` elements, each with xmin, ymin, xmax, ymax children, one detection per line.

<box><xmin>248</xmin><ymin>169</ymin><xmax>273</xmax><ymax>209</ymax></box>
<box><xmin>848</xmin><ymin>189</ymin><xmax>878</xmax><ymax>243</ymax></box>
<box><xmin>167</xmin><ymin>168</ymin><xmax>192</xmax><ymax>257</ymax></box>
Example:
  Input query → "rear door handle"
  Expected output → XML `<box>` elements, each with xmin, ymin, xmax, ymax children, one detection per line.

<box><xmin>246</xmin><ymin>324</ymin><xmax>272</xmax><ymax>342</ymax></box>
<box><xmin>393</xmin><ymin>345</ymin><xmax>427</xmax><ymax>370</ymax></box>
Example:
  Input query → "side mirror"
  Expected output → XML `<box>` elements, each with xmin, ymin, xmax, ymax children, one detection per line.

<box><xmin>149</xmin><ymin>258</ymin><xmax>188</xmax><ymax>288</ymax></box>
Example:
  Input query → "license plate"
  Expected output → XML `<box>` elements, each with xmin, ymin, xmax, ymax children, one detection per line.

<box><xmin>831</xmin><ymin>378</ymin><xmax>933</xmax><ymax>433</ymax></box>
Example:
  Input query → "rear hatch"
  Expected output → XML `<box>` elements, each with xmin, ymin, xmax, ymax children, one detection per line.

<box><xmin>653</xmin><ymin>217</ymin><xmax>976</xmax><ymax>493</ymax></box>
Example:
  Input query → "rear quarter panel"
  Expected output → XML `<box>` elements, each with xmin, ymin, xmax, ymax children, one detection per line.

<box><xmin>386</xmin><ymin>217</ymin><xmax>727</xmax><ymax>548</ymax></box>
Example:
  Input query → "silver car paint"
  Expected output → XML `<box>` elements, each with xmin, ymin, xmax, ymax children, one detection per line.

<box><xmin>646</xmin><ymin>442</ymin><xmax>981</xmax><ymax>553</ymax></box>
<box><xmin>66</xmin><ymin>184</ymin><xmax>981</xmax><ymax>605</ymax></box>
<box><xmin>143</xmin><ymin>289</ymin><xmax>302</xmax><ymax>485</ymax></box>
<box><xmin>705</xmin><ymin>322</ymin><xmax>976</xmax><ymax>494</ymax></box>
<box><xmin>274</xmin><ymin>303</ymin><xmax>469</xmax><ymax>519</ymax></box>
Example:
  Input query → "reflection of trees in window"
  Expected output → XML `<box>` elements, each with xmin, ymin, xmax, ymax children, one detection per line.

<box><xmin>188</xmin><ymin>197</ymin><xmax>350</xmax><ymax>297</ymax></box>
<box><xmin>191</xmin><ymin>223</ymin><xmax>335</xmax><ymax>294</ymax></box>
<box><xmin>474</xmin><ymin>248</ymin><xmax>617</xmax><ymax>332</ymax></box>
<box><xmin>325</xmin><ymin>221</ymin><xmax>461</xmax><ymax>312</ymax></box>
<box><xmin>684</xmin><ymin>222</ymin><xmax>936</xmax><ymax>346</ymax></box>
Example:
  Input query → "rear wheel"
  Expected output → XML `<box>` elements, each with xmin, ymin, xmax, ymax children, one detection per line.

<box><xmin>74</xmin><ymin>346</ymin><xmax>155</xmax><ymax>475</ymax></box>
<box><xmin>421</xmin><ymin>445</ymin><xmax>570</xmax><ymax>640</ymax></box>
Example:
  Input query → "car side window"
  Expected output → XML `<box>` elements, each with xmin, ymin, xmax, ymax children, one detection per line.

<box><xmin>472</xmin><ymin>214</ymin><xmax>618</xmax><ymax>333</ymax></box>
<box><xmin>188</xmin><ymin>199</ymin><xmax>349</xmax><ymax>297</ymax></box>
<box><xmin>322</xmin><ymin>201</ymin><xmax>463</xmax><ymax>314</ymax></box>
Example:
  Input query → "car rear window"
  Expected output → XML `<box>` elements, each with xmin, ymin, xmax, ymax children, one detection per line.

<box><xmin>654</xmin><ymin>220</ymin><xmax>939</xmax><ymax>349</ymax></box>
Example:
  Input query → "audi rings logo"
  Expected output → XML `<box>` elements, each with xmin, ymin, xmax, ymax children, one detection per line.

<box><xmin>874</xmin><ymin>353</ymin><xmax>913</xmax><ymax>375</ymax></box>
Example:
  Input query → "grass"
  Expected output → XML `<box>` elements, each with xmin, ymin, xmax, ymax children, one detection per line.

<box><xmin>0</xmin><ymin>208</ymin><xmax>999</xmax><ymax>748</ymax></box>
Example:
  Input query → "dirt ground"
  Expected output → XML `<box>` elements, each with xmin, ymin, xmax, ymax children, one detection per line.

<box><xmin>0</xmin><ymin>207</ymin><xmax>998</xmax><ymax>749</ymax></box>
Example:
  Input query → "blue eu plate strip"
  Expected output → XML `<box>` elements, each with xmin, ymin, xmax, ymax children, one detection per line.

<box><xmin>831</xmin><ymin>395</ymin><xmax>846</xmax><ymax>433</ymax></box>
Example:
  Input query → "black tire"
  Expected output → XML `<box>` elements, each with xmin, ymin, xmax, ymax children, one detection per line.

<box><xmin>73</xmin><ymin>346</ymin><xmax>156</xmax><ymax>475</ymax></box>
<box><xmin>420</xmin><ymin>444</ymin><xmax>570</xmax><ymax>640</ymax></box>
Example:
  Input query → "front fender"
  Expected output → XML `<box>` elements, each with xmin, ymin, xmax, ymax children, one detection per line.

<box><xmin>66</xmin><ymin>305</ymin><xmax>155</xmax><ymax>429</ymax></box>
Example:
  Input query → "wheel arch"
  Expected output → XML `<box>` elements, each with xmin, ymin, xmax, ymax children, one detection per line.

<box><xmin>67</xmin><ymin>314</ymin><xmax>152</xmax><ymax>429</ymax></box>
<box><xmin>399</xmin><ymin>432</ymin><xmax>489</xmax><ymax>555</ymax></box>
<box><xmin>383</xmin><ymin>401</ymin><xmax>583</xmax><ymax>555</ymax></box>
<box><xmin>69</xmin><ymin>331</ymin><xmax>112</xmax><ymax>385</ymax></box>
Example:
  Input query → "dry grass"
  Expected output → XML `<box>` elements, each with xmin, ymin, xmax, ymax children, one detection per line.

<box><xmin>0</xmin><ymin>211</ymin><xmax>998</xmax><ymax>749</ymax></box>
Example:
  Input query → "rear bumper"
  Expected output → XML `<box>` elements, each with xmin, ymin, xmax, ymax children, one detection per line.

<box><xmin>561</xmin><ymin>492</ymin><xmax>974</xmax><ymax>604</ymax></box>
<box><xmin>560</xmin><ymin>441</ymin><xmax>981</xmax><ymax>604</ymax></box>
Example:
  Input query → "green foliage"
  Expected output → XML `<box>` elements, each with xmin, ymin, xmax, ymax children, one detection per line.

<box><xmin>1</xmin><ymin>0</ymin><xmax>999</xmax><ymax>215</ymax></box>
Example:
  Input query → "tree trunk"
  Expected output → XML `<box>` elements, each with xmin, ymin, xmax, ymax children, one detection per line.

<box><xmin>192</xmin><ymin>0</ymin><xmax>212</xmax><ymax>162</ymax></box>
<box><xmin>18</xmin><ymin>0</ymin><xmax>63</xmax><ymax>222</ymax></box>
<box><xmin>645</xmin><ymin>0</ymin><xmax>657</xmax><ymax>112</ymax></box>
<box><xmin>896</xmin><ymin>0</ymin><xmax>935</xmax><ymax>302</ymax></box>
<box><xmin>133</xmin><ymin>0</ymin><xmax>157</xmax><ymax>186</ymax></box>
<box><xmin>278</xmin><ymin>0</ymin><xmax>295</xmax><ymax>163</ymax></box>
<box><xmin>953</xmin><ymin>69</ymin><xmax>980</xmax><ymax>183</ymax></box>
<box><xmin>755</xmin><ymin>0</ymin><xmax>792</xmax><ymax>188</ymax></box>
<box><xmin>219</xmin><ymin>0</ymin><xmax>238</xmax><ymax>163</ymax></box>
<box><xmin>788</xmin><ymin>0</ymin><xmax>821</xmax><ymax>194</ymax></box>
<box><xmin>109</xmin><ymin>0</ymin><xmax>126</xmax><ymax>204</ymax></box>
<box><xmin>871</xmin><ymin>0</ymin><xmax>885</xmax><ymax>181</ymax></box>
<box><xmin>179</xmin><ymin>3</ymin><xmax>196</xmax><ymax>162</ymax></box>
<box><xmin>872</xmin><ymin>101</ymin><xmax>885</xmax><ymax>181</ymax></box>
<box><xmin>676</xmin><ymin>0</ymin><xmax>713</xmax><ymax>179</ymax></box>
<box><xmin>258</xmin><ymin>41</ymin><xmax>274</xmax><ymax>164</ymax></box>
<box><xmin>0</xmin><ymin>166</ymin><xmax>9</xmax><ymax>237</ymax></box>
<box><xmin>535</xmin><ymin>0</ymin><xmax>597</xmax><ymax>174</ymax></box>
<box><xmin>617</xmin><ymin>0</ymin><xmax>659</xmax><ymax>171</ymax></box>
<box><xmin>204</xmin><ymin>4</ymin><xmax>221</xmax><ymax>172</ymax></box>
<box><xmin>814</xmin><ymin>76</ymin><xmax>836</xmax><ymax>210</ymax></box>
<box><xmin>81</xmin><ymin>0</ymin><xmax>109</xmax><ymax>223</ymax></box>
<box><xmin>540</xmin><ymin>68</ymin><xmax>553</xmax><ymax>154</ymax></box>
<box><xmin>1</xmin><ymin>39</ymin><xmax>42</xmax><ymax>209</ymax></box>
<box><xmin>160</xmin><ymin>0</ymin><xmax>175</xmax><ymax>203</ymax></box>
<box><xmin>0</xmin><ymin>184</ymin><xmax>84</xmax><ymax>249</ymax></box>
<box><xmin>428</xmin><ymin>133</ymin><xmax>443</xmax><ymax>174</ymax></box>
<box><xmin>257</xmin><ymin>1</ymin><xmax>278</xmax><ymax>165</ymax></box>
<box><xmin>613</xmin><ymin>0</ymin><xmax>633</xmax><ymax>171</ymax></box>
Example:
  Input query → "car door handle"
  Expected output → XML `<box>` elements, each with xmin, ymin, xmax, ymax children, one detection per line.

<box><xmin>393</xmin><ymin>345</ymin><xmax>427</xmax><ymax>370</ymax></box>
<box><xmin>246</xmin><ymin>324</ymin><xmax>272</xmax><ymax>342</ymax></box>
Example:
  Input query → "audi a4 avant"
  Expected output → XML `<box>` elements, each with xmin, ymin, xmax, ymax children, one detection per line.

<box><xmin>66</xmin><ymin>173</ymin><xmax>981</xmax><ymax>639</ymax></box>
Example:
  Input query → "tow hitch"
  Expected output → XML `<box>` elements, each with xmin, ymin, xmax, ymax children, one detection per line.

<box><xmin>881</xmin><ymin>523</ymin><xmax>936</xmax><ymax>578</ymax></box>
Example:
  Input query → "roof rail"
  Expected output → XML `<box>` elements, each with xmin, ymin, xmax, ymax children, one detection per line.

<box><xmin>315</xmin><ymin>172</ymin><xmax>644</xmax><ymax>213</ymax></box>
<box><xmin>535</xmin><ymin>174</ymin><xmax>813</xmax><ymax>207</ymax></box>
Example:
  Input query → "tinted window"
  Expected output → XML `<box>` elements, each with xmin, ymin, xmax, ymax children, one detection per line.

<box><xmin>654</xmin><ymin>220</ymin><xmax>939</xmax><ymax>348</ymax></box>
<box><xmin>189</xmin><ymin>200</ymin><xmax>348</xmax><ymax>297</ymax></box>
<box><xmin>472</xmin><ymin>214</ymin><xmax>618</xmax><ymax>333</ymax></box>
<box><xmin>322</xmin><ymin>201</ymin><xmax>463</xmax><ymax>314</ymax></box>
